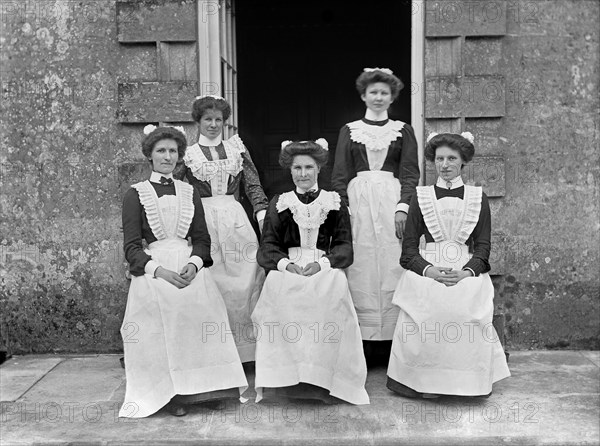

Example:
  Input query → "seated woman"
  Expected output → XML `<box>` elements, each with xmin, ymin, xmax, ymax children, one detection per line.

<box><xmin>252</xmin><ymin>139</ymin><xmax>369</xmax><ymax>405</ymax></box>
<box><xmin>119</xmin><ymin>125</ymin><xmax>247</xmax><ymax>418</ymax></box>
<box><xmin>387</xmin><ymin>132</ymin><xmax>510</xmax><ymax>399</ymax></box>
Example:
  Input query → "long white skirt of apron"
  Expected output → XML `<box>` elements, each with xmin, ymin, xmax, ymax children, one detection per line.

<box><xmin>202</xmin><ymin>194</ymin><xmax>265</xmax><ymax>362</ymax></box>
<box><xmin>251</xmin><ymin>247</ymin><xmax>369</xmax><ymax>405</ymax></box>
<box><xmin>346</xmin><ymin>171</ymin><xmax>404</xmax><ymax>340</ymax></box>
<box><xmin>387</xmin><ymin>242</ymin><xmax>510</xmax><ymax>395</ymax></box>
<box><xmin>119</xmin><ymin>238</ymin><xmax>248</xmax><ymax>418</ymax></box>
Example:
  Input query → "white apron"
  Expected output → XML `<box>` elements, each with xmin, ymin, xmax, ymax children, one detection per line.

<box><xmin>251</xmin><ymin>191</ymin><xmax>369</xmax><ymax>405</ymax></box>
<box><xmin>119</xmin><ymin>180</ymin><xmax>247</xmax><ymax>418</ymax></box>
<box><xmin>346</xmin><ymin>171</ymin><xmax>404</xmax><ymax>340</ymax></box>
<box><xmin>185</xmin><ymin>135</ymin><xmax>264</xmax><ymax>362</ymax></box>
<box><xmin>387</xmin><ymin>185</ymin><xmax>510</xmax><ymax>396</ymax></box>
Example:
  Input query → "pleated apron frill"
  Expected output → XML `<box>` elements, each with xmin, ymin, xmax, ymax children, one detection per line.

<box><xmin>119</xmin><ymin>237</ymin><xmax>248</xmax><ymax>418</ymax></box>
<box><xmin>346</xmin><ymin>170</ymin><xmax>404</xmax><ymax>340</ymax></box>
<box><xmin>251</xmin><ymin>247</ymin><xmax>369</xmax><ymax>405</ymax></box>
<box><xmin>202</xmin><ymin>194</ymin><xmax>265</xmax><ymax>362</ymax></box>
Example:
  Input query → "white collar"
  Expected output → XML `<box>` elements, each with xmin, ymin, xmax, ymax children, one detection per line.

<box><xmin>364</xmin><ymin>109</ymin><xmax>389</xmax><ymax>121</ymax></box>
<box><xmin>436</xmin><ymin>176</ymin><xmax>464</xmax><ymax>190</ymax></box>
<box><xmin>296</xmin><ymin>182</ymin><xmax>319</xmax><ymax>194</ymax></box>
<box><xmin>150</xmin><ymin>171</ymin><xmax>174</xmax><ymax>183</ymax></box>
<box><xmin>198</xmin><ymin>133</ymin><xmax>223</xmax><ymax>146</ymax></box>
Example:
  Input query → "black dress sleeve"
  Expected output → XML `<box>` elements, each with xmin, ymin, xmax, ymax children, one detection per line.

<box><xmin>240</xmin><ymin>150</ymin><xmax>269</xmax><ymax>216</ymax></box>
<box><xmin>398</xmin><ymin>124</ymin><xmax>420</xmax><ymax>208</ymax></box>
<box><xmin>462</xmin><ymin>192</ymin><xmax>491</xmax><ymax>275</ymax></box>
<box><xmin>257</xmin><ymin>196</ymin><xmax>288</xmax><ymax>272</ymax></box>
<box><xmin>331</xmin><ymin>125</ymin><xmax>356</xmax><ymax>207</ymax></box>
<box><xmin>122</xmin><ymin>188</ymin><xmax>152</xmax><ymax>277</ymax></box>
<box><xmin>324</xmin><ymin>201</ymin><xmax>353</xmax><ymax>269</ymax></box>
<box><xmin>399</xmin><ymin>193</ymin><xmax>432</xmax><ymax>275</ymax></box>
<box><xmin>188</xmin><ymin>188</ymin><xmax>214</xmax><ymax>268</ymax></box>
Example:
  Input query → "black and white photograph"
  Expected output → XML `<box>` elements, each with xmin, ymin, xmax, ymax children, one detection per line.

<box><xmin>0</xmin><ymin>0</ymin><xmax>598</xmax><ymax>444</ymax></box>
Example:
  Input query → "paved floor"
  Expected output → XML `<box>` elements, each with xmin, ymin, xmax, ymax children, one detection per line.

<box><xmin>0</xmin><ymin>351</ymin><xmax>598</xmax><ymax>445</ymax></box>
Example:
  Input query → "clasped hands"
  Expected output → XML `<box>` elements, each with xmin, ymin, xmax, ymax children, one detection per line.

<box><xmin>285</xmin><ymin>262</ymin><xmax>321</xmax><ymax>276</ymax></box>
<box><xmin>155</xmin><ymin>264</ymin><xmax>198</xmax><ymax>289</ymax></box>
<box><xmin>424</xmin><ymin>266</ymin><xmax>473</xmax><ymax>286</ymax></box>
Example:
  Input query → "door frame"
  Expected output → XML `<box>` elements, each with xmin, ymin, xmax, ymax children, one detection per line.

<box><xmin>197</xmin><ymin>0</ymin><xmax>425</xmax><ymax>182</ymax></box>
<box><xmin>412</xmin><ymin>0</ymin><xmax>425</xmax><ymax>184</ymax></box>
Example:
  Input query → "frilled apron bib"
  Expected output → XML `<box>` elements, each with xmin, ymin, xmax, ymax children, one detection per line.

<box><xmin>387</xmin><ymin>185</ymin><xmax>510</xmax><ymax>396</ymax></box>
<box><xmin>251</xmin><ymin>191</ymin><xmax>369</xmax><ymax>405</ymax></box>
<box><xmin>119</xmin><ymin>180</ymin><xmax>247</xmax><ymax>418</ymax></box>
<box><xmin>184</xmin><ymin>135</ymin><xmax>264</xmax><ymax>362</ymax></box>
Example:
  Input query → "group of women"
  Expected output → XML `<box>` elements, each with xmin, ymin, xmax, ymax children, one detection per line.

<box><xmin>119</xmin><ymin>68</ymin><xmax>510</xmax><ymax>418</ymax></box>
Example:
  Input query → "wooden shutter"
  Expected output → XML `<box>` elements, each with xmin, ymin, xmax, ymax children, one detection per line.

<box><xmin>424</xmin><ymin>0</ymin><xmax>508</xmax><ymax>274</ymax></box>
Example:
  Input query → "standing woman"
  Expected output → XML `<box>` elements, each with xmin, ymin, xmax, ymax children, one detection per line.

<box><xmin>387</xmin><ymin>132</ymin><xmax>510</xmax><ymax>398</ymax></box>
<box><xmin>179</xmin><ymin>95</ymin><xmax>269</xmax><ymax>362</ymax></box>
<box><xmin>120</xmin><ymin>125</ymin><xmax>247</xmax><ymax>418</ymax></box>
<box><xmin>252</xmin><ymin>140</ymin><xmax>369</xmax><ymax>405</ymax></box>
<box><xmin>332</xmin><ymin>68</ymin><xmax>420</xmax><ymax>352</ymax></box>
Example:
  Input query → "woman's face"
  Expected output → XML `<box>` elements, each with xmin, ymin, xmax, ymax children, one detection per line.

<box><xmin>151</xmin><ymin>138</ymin><xmax>179</xmax><ymax>175</ymax></box>
<box><xmin>435</xmin><ymin>145</ymin><xmax>464</xmax><ymax>182</ymax></box>
<box><xmin>199</xmin><ymin>108</ymin><xmax>224</xmax><ymax>139</ymax></box>
<box><xmin>291</xmin><ymin>154</ymin><xmax>320</xmax><ymax>192</ymax></box>
<box><xmin>361</xmin><ymin>82</ymin><xmax>393</xmax><ymax>113</ymax></box>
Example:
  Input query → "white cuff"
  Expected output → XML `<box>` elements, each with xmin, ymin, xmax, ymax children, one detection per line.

<box><xmin>277</xmin><ymin>258</ymin><xmax>291</xmax><ymax>272</ymax></box>
<box><xmin>422</xmin><ymin>264</ymin><xmax>432</xmax><ymax>276</ymax></box>
<box><xmin>256</xmin><ymin>210</ymin><xmax>266</xmax><ymax>223</ymax></box>
<box><xmin>317</xmin><ymin>256</ymin><xmax>331</xmax><ymax>272</ymax></box>
<box><xmin>144</xmin><ymin>260</ymin><xmax>160</xmax><ymax>276</ymax></box>
<box><xmin>188</xmin><ymin>256</ymin><xmax>204</xmax><ymax>271</ymax></box>
<box><xmin>395</xmin><ymin>203</ymin><xmax>409</xmax><ymax>214</ymax></box>
<box><xmin>463</xmin><ymin>267</ymin><xmax>475</xmax><ymax>277</ymax></box>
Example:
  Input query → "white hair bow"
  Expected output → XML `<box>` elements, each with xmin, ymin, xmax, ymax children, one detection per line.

<box><xmin>460</xmin><ymin>131</ymin><xmax>474</xmax><ymax>144</ymax></box>
<box><xmin>426</xmin><ymin>132</ymin><xmax>438</xmax><ymax>142</ymax></box>
<box><xmin>281</xmin><ymin>140</ymin><xmax>293</xmax><ymax>150</ymax></box>
<box><xmin>315</xmin><ymin>138</ymin><xmax>329</xmax><ymax>151</ymax></box>
<box><xmin>143</xmin><ymin>124</ymin><xmax>157</xmax><ymax>135</ymax></box>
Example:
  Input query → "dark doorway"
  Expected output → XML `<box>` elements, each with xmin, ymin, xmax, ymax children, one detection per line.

<box><xmin>237</xmin><ymin>0</ymin><xmax>412</xmax><ymax>198</ymax></box>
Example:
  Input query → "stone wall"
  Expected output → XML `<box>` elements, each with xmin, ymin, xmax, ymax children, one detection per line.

<box><xmin>488</xmin><ymin>0</ymin><xmax>598</xmax><ymax>348</ymax></box>
<box><xmin>0</xmin><ymin>0</ymin><xmax>598</xmax><ymax>353</ymax></box>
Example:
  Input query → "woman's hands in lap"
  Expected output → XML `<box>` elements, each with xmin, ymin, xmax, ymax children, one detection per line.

<box><xmin>285</xmin><ymin>262</ymin><xmax>321</xmax><ymax>276</ymax></box>
<box><xmin>155</xmin><ymin>265</ymin><xmax>196</xmax><ymax>288</ymax></box>
<box><xmin>425</xmin><ymin>267</ymin><xmax>472</xmax><ymax>286</ymax></box>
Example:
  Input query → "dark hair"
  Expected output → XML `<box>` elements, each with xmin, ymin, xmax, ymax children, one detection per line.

<box><xmin>424</xmin><ymin>133</ymin><xmax>475</xmax><ymax>164</ymax></box>
<box><xmin>355</xmin><ymin>70</ymin><xmax>404</xmax><ymax>100</ymax></box>
<box><xmin>279</xmin><ymin>141</ymin><xmax>329</xmax><ymax>169</ymax></box>
<box><xmin>191</xmin><ymin>96</ymin><xmax>231</xmax><ymax>122</ymax></box>
<box><xmin>141</xmin><ymin>127</ymin><xmax>187</xmax><ymax>160</ymax></box>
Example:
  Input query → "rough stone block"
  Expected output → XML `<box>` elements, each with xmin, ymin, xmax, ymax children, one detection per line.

<box><xmin>425</xmin><ymin>75</ymin><xmax>506</xmax><ymax>118</ymax></box>
<box><xmin>117</xmin><ymin>0</ymin><xmax>197</xmax><ymax>43</ymax></box>
<box><xmin>464</xmin><ymin>37</ymin><xmax>503</xmax><ymax>75</ymax></box>
<box><xmin>117</xmin><ymin>81</ymin><xmax>198</xmax><ymax>123</ymax></box>
<box><xmin>425</xmin><ymin>0</ymin><xmax>507</xmax><ymax>37</ymax></box>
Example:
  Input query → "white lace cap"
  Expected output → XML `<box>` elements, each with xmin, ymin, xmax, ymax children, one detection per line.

<box><xmin>363</xmin><ymin>67</ymin><xmax>394</xmax><ymax>75</ymax></box>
